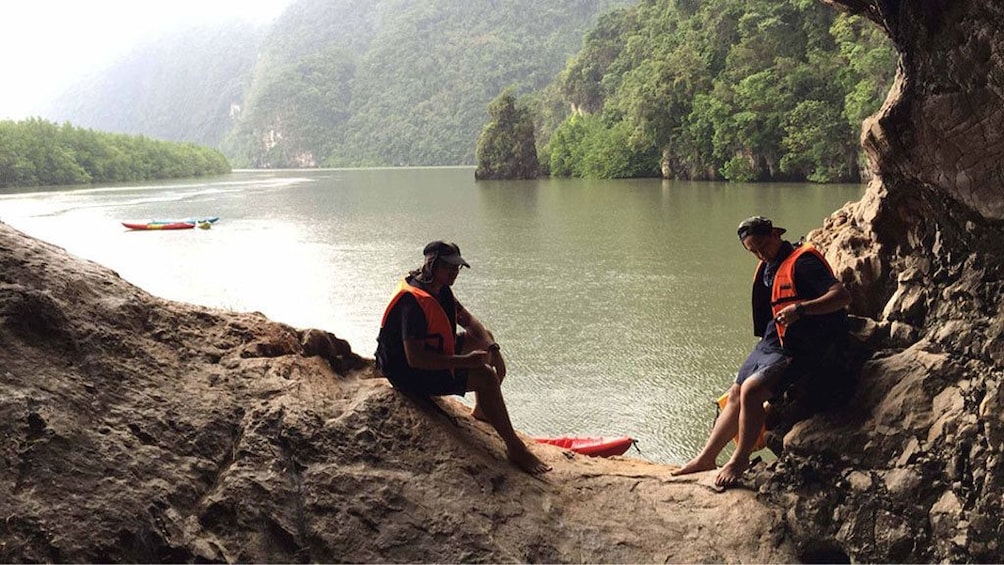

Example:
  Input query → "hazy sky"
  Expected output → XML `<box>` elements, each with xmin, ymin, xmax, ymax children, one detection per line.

<box><xmin>1</xmin><ymin>0</ymin><xmax>294</xmax><ymax>120</ymax></box>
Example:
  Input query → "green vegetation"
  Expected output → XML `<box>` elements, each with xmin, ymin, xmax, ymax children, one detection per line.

<box><xmin>223</xmin><ymin>0</ymin><xmax>635</xmax><ymax>168</ymax></box>
<box><xmin>48</xmin><ymin>0</ymin><xmax>632</xmax><ymax>169</ymax></box>
<box><xmin>44</xmin><ymin>0</ymin><xmax>894</xmax><ymax>181</ymax></box>
<box><xmin>475</xmin><ymin>89</ymin><xmax>539</xmax><ymax>180</ymax></box>
<box><xmin>538</xmin><ymin>0</ymin><xmax>896</xmax><ymax>182</ymax></box>
<box><xmin>0</xmin><ymin>119</ymin><xmax>231</xmax><ymax>189</ymax></box>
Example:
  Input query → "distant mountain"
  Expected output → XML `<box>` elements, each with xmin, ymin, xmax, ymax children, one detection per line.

<box><xmin>47</xmin><ymin>0</ymin><xmax>632</xmax><ymax>168</ymax></box>
<box><xmin>48</xmin><ymin>22</ymin><xmax>264</xmax><ymax>150</ymax></box>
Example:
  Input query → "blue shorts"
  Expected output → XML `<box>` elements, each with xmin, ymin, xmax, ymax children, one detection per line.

<box><xmin>735</xmin><ymin>338</ymin><xmax>790</xmax><ymax>386</ymax></box>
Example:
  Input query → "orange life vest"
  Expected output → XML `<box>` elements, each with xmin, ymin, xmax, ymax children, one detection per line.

<box><xmin>379</xmin><ymin>279</ymin><xmax>456</xmax><ymax>356</ymax></box>
<box><xmin>756</xmin><ymin>244</ymin><xmax>832</xmax><ymax>344</ymax></box>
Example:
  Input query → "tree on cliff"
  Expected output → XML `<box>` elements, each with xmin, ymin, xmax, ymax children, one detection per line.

<box><xmin>474</xmin><ymin>89</ymin><xmax>540</xmax><ymax>180</ymax></box>
<box><xmin>538</xmin><ymin>0</ymin><xmax>896</xmax><ymax>182</ymax></box>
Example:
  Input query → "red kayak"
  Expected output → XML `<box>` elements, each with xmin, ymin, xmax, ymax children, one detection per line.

<box><xmin>122</xmin><ymin>222</ymin><xmax>195</xmax><ymax>230</ymax></box>
<box><xmin>533</xmin><ymin>435</ymin><xmax>636</xmax><ymax>458</ymax></box>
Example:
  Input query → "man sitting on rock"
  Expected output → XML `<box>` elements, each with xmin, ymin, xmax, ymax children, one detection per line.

<box><xmin>375</xmin><ymin>241</ymin><xmax>551</xmax><ymax>475</ymax></box>
<box><xmin>673</xmin><ymin>217</ymin><xmax>852</xmax><ymax>488</ymax></box>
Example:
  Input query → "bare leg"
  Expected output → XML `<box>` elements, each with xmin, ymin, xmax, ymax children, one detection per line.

<box><xmin>715</xmin><ymin>365</ymin><xmax>785</xmax><ymax>487</ymax></box>
<box><xmin>467</xmin><ymin>367</ymin><xmax>551</xmax><ymax>475</ymax></box>
<box><xmin>459</xmin><ymin>332</ymin><xmax>499</xmax><ymax>422</ymax></box>
<box><xmin>672</xmin><ymin>384</ymin><xmax>741</xmax><ymax>475</ymax></box>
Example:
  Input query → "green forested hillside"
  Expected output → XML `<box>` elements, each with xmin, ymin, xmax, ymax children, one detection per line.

<box><xmin>225</xmin><ymin>0</ymin><xmax>635</xmax><ymax>167</ymax></box>
<box><xmin>47</xmin><ymin>0</ymin><xmax>631</xmax><ymax>169</ymax></box>
<box><xmin>538</xmin><ymin>0</ymin><xmax>896</xmax><ymax>182</ymax></box>
<box><xmin>45</xmin><ymin>0</ymin><xmax>893</xmax><ymax>178</ymax></box>
<box><xmin>0</xmin><ymin>119</ymin><xmax>230</xmax><ymax>188</ymax></box>
<box><xmin>49</xmin><ymin>22</ymin><xmax>264</xmax><ymax>149</ymax></box>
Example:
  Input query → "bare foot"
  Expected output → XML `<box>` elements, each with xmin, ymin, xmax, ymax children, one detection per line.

<box><xmin>671</xmin><ymin>457</ymin><xmax>716</xmax><ymax>476</ymax></box>
<box><xmin>470</xmin><ymin>406</ymin><xmax>489</xmax><ymax>422</ymax></box>
<box><xmin>507</xmin><ymin>445</ymin><xmax>552</xmax><ymax>475</ymax></box>
<box><xmin>714</xmin><ymin>459</ymin><xmax>747</xmax><ymax>488</ymax></box>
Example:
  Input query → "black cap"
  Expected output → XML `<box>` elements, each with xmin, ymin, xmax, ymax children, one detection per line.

<box><xmin>423</xmin><ymin>240</ymin><xmax>470</xmax><ymax>268</ymax></box>
<box><xmin>737</xmin><ymin>216</ymin><xmax>786</xmax><ymax>241</ymax></box>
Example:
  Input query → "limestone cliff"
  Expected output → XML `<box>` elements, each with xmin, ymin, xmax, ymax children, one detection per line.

<box><xmin>764</xmin><ymin>0</ymin><xmax>1004</xmax><ymax>561</ymax></box>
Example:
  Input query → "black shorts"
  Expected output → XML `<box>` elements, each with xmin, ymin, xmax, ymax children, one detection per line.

<box><xmin>386</xmin><ymin>368</ymin><xmax>470</xmax><ymax>397</ymax></box>
<box><xmin>385</xmin><ymin>334</ymin><xmax>470</xmax><ymax>396</ymax></box>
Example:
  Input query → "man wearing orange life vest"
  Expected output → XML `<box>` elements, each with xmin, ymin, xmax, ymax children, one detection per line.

<box><xmin>673</xmin><ymin>216</ymin><xmax>851</xmax><ymax>488</ymax></box>
<box><xmin>375</xmin><ymin>241</ymin><xmax>551</xmax><ymax>475</ymax></box>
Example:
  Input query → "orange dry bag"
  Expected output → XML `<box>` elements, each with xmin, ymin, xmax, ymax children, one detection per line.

<box><xmin>715</xmin><ymin>392</ymin><xmax>768</xmax><ymax>452</ymax></box>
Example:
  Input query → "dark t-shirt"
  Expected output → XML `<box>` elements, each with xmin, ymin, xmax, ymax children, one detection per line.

<box><xmin>375</xmin><ymin>278</ymin><xmax>462</xmax><ymax>377</ymax></box>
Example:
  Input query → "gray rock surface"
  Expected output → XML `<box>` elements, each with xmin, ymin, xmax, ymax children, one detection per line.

<box><xmin>766</xmin><ymin>0</ymin><xmax>1004</xmax><ymax>561</ymax></box>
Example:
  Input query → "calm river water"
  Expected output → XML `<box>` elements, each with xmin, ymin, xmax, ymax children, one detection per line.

<box><xmin>1</xmin><ymin>168</ymin><xmax>863</xmax><ymax>464</ymax></box>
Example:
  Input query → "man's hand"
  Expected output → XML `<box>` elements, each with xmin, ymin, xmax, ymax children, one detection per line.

<box><xmin>460</xmin><ymin>350</ymin><xmax>491</xmax><ymax>368</ymax></box>
<box><xmin>775</xmin><ymin>303</ymin><xmax>803</xmax><ymax>326</ymax></box>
